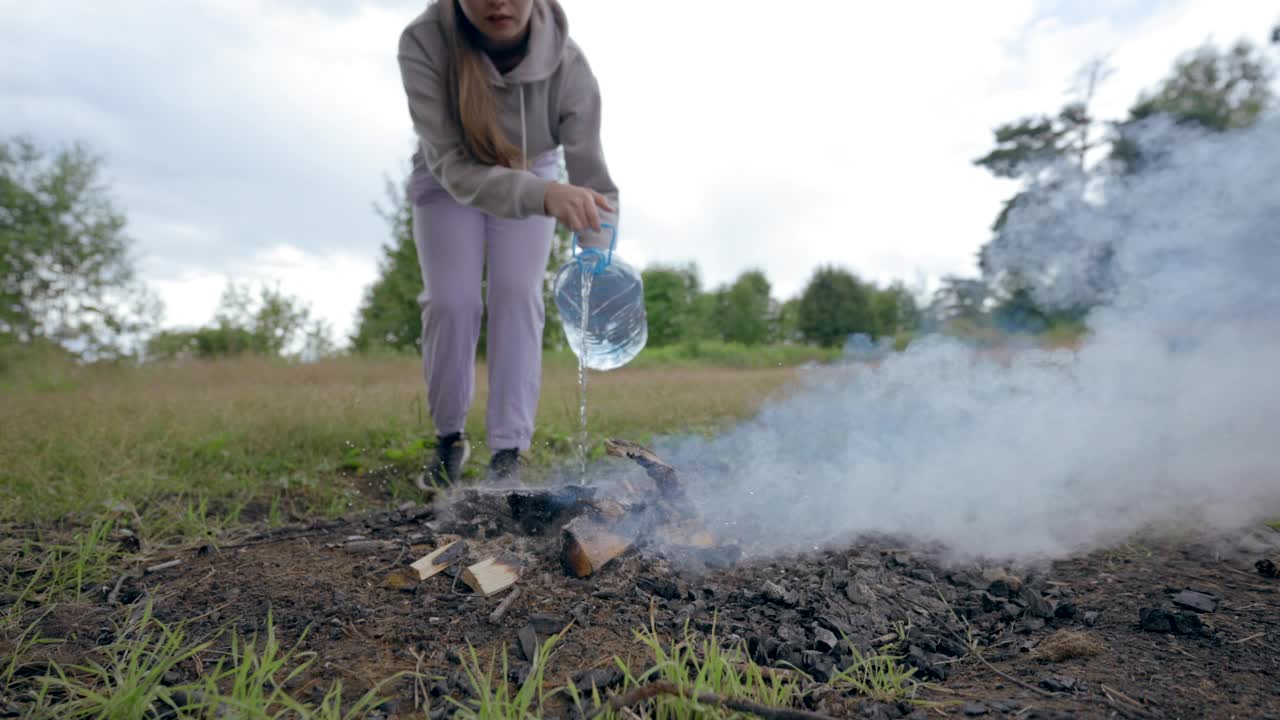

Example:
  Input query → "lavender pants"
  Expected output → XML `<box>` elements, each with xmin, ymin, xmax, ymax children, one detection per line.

<box><xmin>409</xmin><ymin>151</ymin><xmax>559</xmax><ymax>451</ymax></box>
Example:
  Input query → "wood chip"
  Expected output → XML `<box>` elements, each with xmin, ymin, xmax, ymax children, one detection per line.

<box><xmin>562</xmin><ymin>516</ymin><xmax>633</xmax><ymax>578</ymax></box>
<box><xmin>461</xmin><ymin>552</ymin><xmax>524</xmax><ymax>597</ymax></box>
<box><xmin>410</xmin><ymin>539</ymin><xmax>469</xmax><ymax>580</ymax></box>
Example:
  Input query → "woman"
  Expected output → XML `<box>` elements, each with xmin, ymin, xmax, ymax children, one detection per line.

<box><xmin>397</xmin><ymin>0</ymin><xmax>619</xmax><ymax>488</ymax></box>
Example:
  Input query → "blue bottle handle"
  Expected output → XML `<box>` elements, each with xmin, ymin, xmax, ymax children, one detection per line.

<box><xmin>571</xmin><ymin>222</ymin><xmax>617</xmax><ymax>276</ymax></box>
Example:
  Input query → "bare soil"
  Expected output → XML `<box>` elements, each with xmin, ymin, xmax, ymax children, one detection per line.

<box><xmin>5</xmin><ymin>495</ymin><xmax>1280</xmax><ymax>719</ymax></box>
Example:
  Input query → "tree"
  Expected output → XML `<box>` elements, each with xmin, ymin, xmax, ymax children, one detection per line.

<box><xmin>350</xmin><ymin>176</ymin><xmax>422</xmax><ymax>353</ymax></box>
<box><xmin>773</xmin><ymin>297</ymin><xmax>802</xmax><ymax>344</ymax></box>
<box><xmin>641</xmin><ymin>263</ymin><xmax>701</xmax><ymax>347</ymax></box>
<box><xmin>871</xmin><ymin>281</ymin><xmax>919</xmax><ymax>337</ymax></box>
<box><xmin>1</xmin><ymin>135</ymin><xmax>158</xmax><ymax>357</ymax></box>
<box><xmin>146</xmin><ymin>281</ymin><xmax>330</xmax><ymax>361</ymax></box>
<box><xmin>797</xmin><ymin>266</ymin><xmax>875</xmax><ymax>347</ymax></box>
<box><xmin>717</xmin><ymin>269</ymin><xmax>772</xmax><ymax>345</ymax></box>
<box><xmin>974</xmin><ymin>39</ymin><xmax>1275</xmax><ymax>322</ymax></box>
<box><xmin>930</xmin><ymin>275</ymin><xmax>988</xmax><ymax>324</ymax></box>
<box><xmin>1110</xmin><ymin>39</ymin><xmax>1274</xmax><ymax>172</ymax></box>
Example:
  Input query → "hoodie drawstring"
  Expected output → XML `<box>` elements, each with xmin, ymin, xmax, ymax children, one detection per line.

<box><xmin>519</xmin><ymin>84</ymin><xmax>527</xmax><ymax>171</ymax></box>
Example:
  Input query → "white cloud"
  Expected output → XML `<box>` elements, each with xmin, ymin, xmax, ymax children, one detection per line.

<box><xmin>144</xmin><ymin>245</ymin><xmax>378</xmax><ymax>339</ymax></box>
<box><xmin>2</xmin><ymin>0</ymin><xmax>1276</xmax><ymax>341</ymax></box>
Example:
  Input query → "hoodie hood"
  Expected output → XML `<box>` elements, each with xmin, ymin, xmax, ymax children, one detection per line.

<box><xmin>423</xmin><ymin>0</ymin><xmax>569</xmax><ymax>86</ymax></box>
<box><xmin>500</xmin><ymin>0</ymin><xmax>568</xmax><ymax>85</ymax></box>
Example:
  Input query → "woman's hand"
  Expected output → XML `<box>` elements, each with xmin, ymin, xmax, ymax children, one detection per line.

<box><xmin>544</xmin><ymin>182</ymin><xmax>613</xmax><ymax>234</ymax></box>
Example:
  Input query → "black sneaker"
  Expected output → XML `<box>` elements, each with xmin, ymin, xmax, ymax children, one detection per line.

<box><xmin>487</xmin><ymin>448</ymin><xmax>521</xmax><ymax>483</ymax></box>
<box><xmin>416</xmin><ymin>432</ymin><xmax>470</xmax><ymax>490</ymax></box>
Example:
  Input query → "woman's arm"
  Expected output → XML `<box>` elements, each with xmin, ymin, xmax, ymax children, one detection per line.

<box><xmin>398</xmin><ymin>28</ymin><xmax>552</xmax><ymax>219</ymax></box>
<box><xmin>557</xmin><ymin>49</ymin><xmax>621</xmax><ymax>248</ymax></box>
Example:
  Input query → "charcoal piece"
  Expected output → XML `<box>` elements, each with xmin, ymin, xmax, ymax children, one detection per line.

<box><xmin>777</xmin><ymin>644</ymin><xmax>802</xmax><ymax>668</ymax></box>
<box><xmin>1139</xmin><ymin>607</ymin><xmax>1204</xmax><ymax>635</ymax></box>
<box><xmin>988</xmin><ymin>577</ymin><xmax>1020</xmax><ymax>598</ymax></box>
<box><xmin>571</xmin><ymin>667</ymin><xmax>624</xmax><ymax>692</ymax></box>
<box><xmin>636</xmin><ymin>576</ymin><xmax>681</xmax><ymax>600</ymax></box>
<box><xmin>507</xmin><ymin>662</ymin><xmax>531</xmax><ymax>686</ymax></box>
<box><xmin>762</xmin><ymin>580</ymin><xmax>798</xmax><ymax>607</ymax></box>
<box><xmin>816</xmin><ymin>614</ymin><xmax>851</xmax><ymax>638</ymax></box>
<box><xmin>507</xmin><ymin>485</ymin><xmax>594</xmax><ymax>535</ymax></box>
<box><xmin>1000</xmin><ymin>603</ymin><xmax>1023</xmax><ymax>622</ymax></box>
<box><xmin>1040</xmin><ymin>675</ymin><xmax>1077</xmax><ymax>693</ymax></box>
<box><xmin>1172</xmin><ymin>590</ymin><xmax>1218</xmax><ymax>614</ymax></box>
<box><xmin>813</xmin><ymin>626</ymin><xmax>839</xmax><ymax>653</ymax></box>
<box><xmin>907</xmin><ymin>645</ymin><xmax>948</xmax><ymax>681</ymax></box>
<box><xmin>528</xmin><ymin>614</ymin><xmax>568</xmax><ymax>634</ymax></box>
<box><xmin>1019</xmin><ymin>586</ymin><xmax>1054</xmax><ymax>619</ymax></box>
<box><xmin>1017</xmin><ymin>617</ymin><xmax>1045</xmax><ymax>634</ymax></box>
<box><xmin>801</xmin><ymin>650</ymin><xmax>834</xmax><ymax>682</ymax></box>
<box><xmin>570</xmin><ymin>602</ymin><xmax>591</xmax><ymax>628</ymax></box>
<box><xmin>777</xmin><ymin>624</ymin><xmax>806</xmax><ymax>645</ymax></box>
<box><xmin>1172</xmin><ymin>611</ymin><xmax>1205</xmax><ymax>635</ymax></box>
<box><xmin>761</xmin><ymin>636</ymin><xmax>782</xmax><ymax>660</ymax></box>
<box><xmin>1257</xmin><ymin>559</ymin><xmax>1278</xmax><ymax>578</ymax></box>
<box><xmin>516</xmin><ymin>624</ymin><xmax>538</xmax><ymax>662</ymax></box>
<box><xmin>1054</xmin><ymin>602</ymin><xmax>1078</xmax><ymax>620</ymax></box>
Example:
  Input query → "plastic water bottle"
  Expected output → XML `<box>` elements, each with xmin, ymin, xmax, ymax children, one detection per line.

<box><xmin>553</xmin><ymin>223</ymin><xmax>647</xmax><ymax>371</ymax></box>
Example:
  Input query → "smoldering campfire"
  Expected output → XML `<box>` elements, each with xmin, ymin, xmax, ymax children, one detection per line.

<box><xmin>55</xmin><ymin>432</ymin><xmax>1280</xmax><ymax>719</ymax></box>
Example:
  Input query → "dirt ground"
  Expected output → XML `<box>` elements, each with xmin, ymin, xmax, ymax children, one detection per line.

<box><xmin>5</xmin><ymin>491</ymin><xmax>1280</xmax><ymax>719</ymax></box>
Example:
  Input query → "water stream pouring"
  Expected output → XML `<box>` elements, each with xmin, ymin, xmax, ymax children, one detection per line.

<box><xmin>554</xmin><ymin>223</ymin><xmax>647</xmax><ymax>475</ymax></box>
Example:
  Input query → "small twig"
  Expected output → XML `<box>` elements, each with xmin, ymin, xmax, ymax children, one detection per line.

<box><xmin>1229</xmin><ymin>631</ymin><xmax>1265</xmax><ymax>645</ymax></box>
<box><xmin>214</xmin><ymin>527</ymin><xmax>336</xmax><ymax>550</ymax></box>
<box><xmin>488</xmin><ymin>587</ymin><xmax>521</xmax><ymax>625</ymax></box>
<box><xmin>871</xmin><ymin>632</ymin><xmax>900</xmax><ymax>646</ymax></box>
<box><xmin>586</xmin><ymin>680</ymin><xmax>838</xmax><ymax>720</ymax></box>
<box><xmin>972</xmin><ymin>652</ymin><xmax>1054</xmax><ymax>699</ymax></box>
<box><xmin>106</xmin><ymin>574</ymin><xmax>128</xmax><ymax>604</ymax></box>
<box><xmin>1100</xmin><ymin>683</ymin><xmax>1147</xmax><ymax>712</ymax></box>
<box><xmin>145</xmin><ymin>558</ymin><xmax>182</xmax><ymax>574</ymax></box>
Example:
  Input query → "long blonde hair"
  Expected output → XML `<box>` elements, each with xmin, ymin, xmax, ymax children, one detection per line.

<box><xmin>438</xmin><ymin>0</ymin><xmax>524</xmax><ymax>168</ymax></box>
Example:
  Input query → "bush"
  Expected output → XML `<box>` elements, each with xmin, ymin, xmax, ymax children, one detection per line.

<box><xmin>623</xmin><ymin>340</ymin><xmax>841</xmax><ymax>369</ymax></box>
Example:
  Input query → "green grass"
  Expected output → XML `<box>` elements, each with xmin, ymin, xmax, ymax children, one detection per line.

<box><xmin>0</xmin><ymin>350</ymin><xmax>810</xmax><ymax>663</ymax></box>
<box><xmin>413</xmin><ymin>617</ymin><xmax>924</xmax><ymax>719</ymax></box>
<box><xmin>1</xmin><ymin>354</ymin><xmax>804</xmax><ymax>534</ymax></box>
<box><xmin>829</xmin><ymin>641</ymin><xmax>919</xmax><ymax>704</ymax></box>
<box><xmin>3</xmin><ymin>516</ymin><xmax>118</xmax><ymax>607</ymax></box>
<box><xmin>15</xmin><ymin>607</ymin><xmax>900</xmax><ymax>719</ymax></box>
<box><xmin>611</xmin><ymin>621</ymin><xmax>801</xmax><ymax>718</ymax></box>
<box><xmin>24</xmin><ymin>603</ymin><xmax>396</xmax><ymax>719</ymax></box>
<box><xmin>589</xmin><ymin>340</ymin><xmax>843</xmax><ymax>370</ymax></box>
<box><xmin>452</xmin><ymin>630</ymin><xmax>563</xmax><ymax>719</ymax></box>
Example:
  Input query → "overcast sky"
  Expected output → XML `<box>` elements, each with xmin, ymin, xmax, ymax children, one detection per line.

<box><xmin>3</xmin><ymin>1</ymin><xmax>1277</xmax><ymax>342</ymax></box>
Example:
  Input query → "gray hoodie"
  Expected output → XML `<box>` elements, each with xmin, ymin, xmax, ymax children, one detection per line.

<box><xmin>397</xmin><ymin>0</ymin><xmax>619</xmax><ymax>248</ymax></box>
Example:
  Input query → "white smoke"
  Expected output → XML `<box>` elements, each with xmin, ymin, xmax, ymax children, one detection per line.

<box><xmin>652</xmin><ymin>117</ymin><xmax>1280</xmax><ymax>562</ymax></box>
